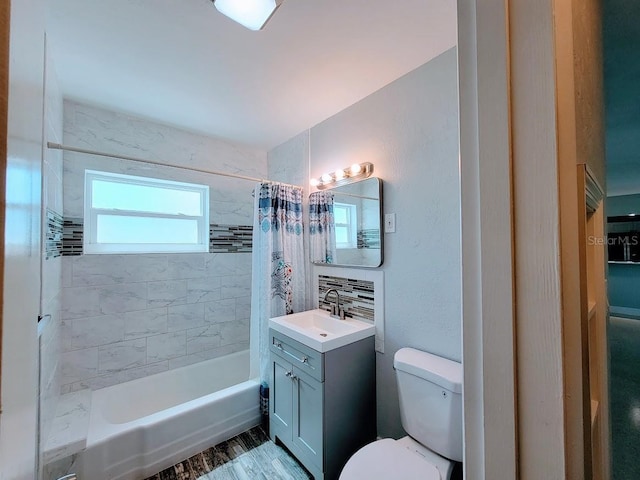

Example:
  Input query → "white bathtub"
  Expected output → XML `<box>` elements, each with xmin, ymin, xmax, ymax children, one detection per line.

<box><xmin>77</xmin><ymin>350</ymin><xmax>260</xmax><ymax>480</ymax></box>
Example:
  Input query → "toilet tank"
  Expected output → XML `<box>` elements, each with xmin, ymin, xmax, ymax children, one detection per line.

<box><xmin>394</xmin><ymin>348</ymin><xmax>462</xmax><ymax>462</ymax></box>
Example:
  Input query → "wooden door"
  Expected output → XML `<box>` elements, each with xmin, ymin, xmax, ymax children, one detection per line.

<box><xmin>581</xmin><ymin>165</ymin><xmax>610</xmax><ymax>480</ymax></box>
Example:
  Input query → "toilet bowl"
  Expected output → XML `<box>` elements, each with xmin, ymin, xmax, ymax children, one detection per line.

<box><xmin>340</xmin><ymin>437</ymin><xmax>447</xmax><ymax>479</ymax></box>
<box><xmin>339</xmin><ymin>348</ymin><xmax>462</xmax><ymax>480</ymax></box>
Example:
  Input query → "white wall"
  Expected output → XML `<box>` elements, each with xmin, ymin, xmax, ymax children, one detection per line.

<box><xmin>268</xmin><ymin>48</ymin><xmax>461</xmax><ymax>438</ymax></box>
<box><xmin>0</xmin><ymin>0</ymin><xmax>46</xmax><ymax>477</ymax></box>
<box><xmin>59</xmin><ymin>102</ymin><xmax>266</xmax><ymax>391</ymax></box>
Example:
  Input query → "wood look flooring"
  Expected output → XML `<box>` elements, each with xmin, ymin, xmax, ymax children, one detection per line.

<box><xmin>144</xmin><ymin>426</ymin><xmax>312</xmax><ymax>480</ymax></box>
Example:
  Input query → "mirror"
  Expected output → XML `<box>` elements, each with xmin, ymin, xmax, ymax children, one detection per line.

<box><xmin>309</xmin><ymin>177</ymin><xmax>383</xmax><ymax>267</ymax></box>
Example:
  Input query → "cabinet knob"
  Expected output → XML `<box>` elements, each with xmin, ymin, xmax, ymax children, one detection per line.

<box><xmin>275</xmin><ymin>341</ymin><xmax>283</xmax><ymax>349</ymax></box>
<box><xmin>301</xmin><ymin>356</ymin><xmax>309</xmax><ymax>364</ymax></box>
<box><xmin>285</xmin><ymin>371</ymin><xmax>292</xmax><ymax>377</ymax></box>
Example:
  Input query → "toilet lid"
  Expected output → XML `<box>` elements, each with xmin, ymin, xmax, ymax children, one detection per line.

<box><xmin>340</xmin><ymin>439</ymin><xmax>441</xmax><ymax>480</ymax></box>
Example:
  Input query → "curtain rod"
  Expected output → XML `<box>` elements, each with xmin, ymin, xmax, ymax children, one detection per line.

<box><xmin>47</xmin><ymin>142</ymin><xmax>302</xmax><ymax>189</ymax></box>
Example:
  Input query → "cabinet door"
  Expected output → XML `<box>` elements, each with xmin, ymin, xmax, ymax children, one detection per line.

<box><xmin>271</xmin><ymin>355</ymin><xmax>293</xmax><ymax>435</ymax></box>
<box><xmin>292</xmin><ymin>367</ymin><xmax>324</xmax><ymax>469</ymax></box>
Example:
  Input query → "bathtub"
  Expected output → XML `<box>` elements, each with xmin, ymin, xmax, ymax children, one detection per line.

<box><xmin>76</xmin><ymin>349</ymin><xmax>260</xmax><ymax>480</ymax></box>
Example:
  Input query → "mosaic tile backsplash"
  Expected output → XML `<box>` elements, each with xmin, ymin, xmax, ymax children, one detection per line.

<box><xmin>62</xmin><ymin>217</ymin><xmax>84</xmax><ymax>256</ymax></box>
<box><xmin>210</xmin><ymin>224</ymin><xmax>253</xmax><ymax>253</ymax></box>
<box><xmin>56</xmin><ymin>218</ymin><xmax>253</xmax><ymax>257</ymax></box>
<box><xmin>318</xmin><ymin>275</ymin><xmax>375</xmax><ymax>322</ymax></box>
<box><xmin>357</xmin><ymin>229</ymin><xmax>381</xmax><ymax>249</ymax></box>
<box><xmin>45</xmin><ymin>209</ymin><xmax>64</xmax><ymax>259</ymax></box>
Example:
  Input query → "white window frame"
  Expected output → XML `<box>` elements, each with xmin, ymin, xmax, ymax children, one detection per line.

<box><xmin>84</xmin><ymin>170</ymin><xmax>210</xmax><ymax>254</ymax></box>
<box><xmin>334</xmin><ymin>202</ymin><xmax>358</xmax><ymax>249</ymax></box>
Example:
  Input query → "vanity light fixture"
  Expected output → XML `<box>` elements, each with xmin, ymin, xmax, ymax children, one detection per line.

<box><xmin>212</xmin><ymin>0</ymin><xmax>283</xmax><ymax>31</ymax></box>
<box><xmin>311</xmin><ymin>162</ymin><xmax>374</xmax><ymax>190</ymax></box>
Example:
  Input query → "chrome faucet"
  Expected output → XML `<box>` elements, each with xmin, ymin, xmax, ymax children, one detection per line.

<box><xmin>323</xmin><ymin>289</ymin><xmax>346</xmax><ymax>319</ymax></box>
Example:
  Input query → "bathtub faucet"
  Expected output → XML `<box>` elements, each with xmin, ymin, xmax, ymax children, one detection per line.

<box><xmin>324</xmin><ymin>289</ymin><xmax>345</xmax><ymax>320</ymax></box>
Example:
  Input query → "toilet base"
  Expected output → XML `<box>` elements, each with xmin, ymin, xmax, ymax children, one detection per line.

<box><xmin>396</xmin><ymin>436</ymin><xmax>456</xmax><ymax>480</ymax></box>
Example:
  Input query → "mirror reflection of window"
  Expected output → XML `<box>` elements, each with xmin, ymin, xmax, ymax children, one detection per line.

<box><xmin>308</xmin><ymin>177</ymin><xmax>383</xmax><ymax>268</ymax></box>
<box><xmin>334</xmin><ymin>202</ymin><xmax>357</xmax><ymax>249</ymax></box>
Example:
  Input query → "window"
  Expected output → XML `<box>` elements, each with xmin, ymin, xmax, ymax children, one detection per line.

<box><xmin>334</xmin><ymin>202</ymin><xmax>357</xmax><ymax>249</ymax></box>
<box><xmin>84</xmin><ymin>170</ymin><xmax>209</xmax><ymax>254</ymax></box>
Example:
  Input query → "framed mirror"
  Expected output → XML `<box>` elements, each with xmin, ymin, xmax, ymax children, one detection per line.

<box><xmin>309</xmin><ymin>177</ymin><xmax>383</xmax><ymax>267</ymax></box>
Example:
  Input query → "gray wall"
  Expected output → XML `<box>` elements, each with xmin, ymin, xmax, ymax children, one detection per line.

<box><xmin>604</xmin><ymin>0</ymin><xmax>640</xmax><ymax>195</ymax></box>
<box><xmin>268</xmin><ymin>48</ymin><xmax>461</xmax><ymax>438</ymax></box>
<box><xmin>607</xmin><ymin>193</ymin><xmax>640</xmax><ymax>216</ymax></box>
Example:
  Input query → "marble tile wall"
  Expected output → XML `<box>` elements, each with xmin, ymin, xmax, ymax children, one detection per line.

<box><xmin>60</xmin><ymin>101</ymin><xmax>265</xmax><ymax>391</ymax></box>
<box><xmin>59</xmin><ymin>253</ymin><xmax>253</xmax><ymax>393</ymax></box>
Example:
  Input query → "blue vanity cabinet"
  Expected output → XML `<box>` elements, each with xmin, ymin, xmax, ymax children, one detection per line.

<box><xmin>269</xmin><ymin>329</ymin><xmax>376</xmax><ymax>480</ymax></box>
<box><xmin>271</xmin><ymin>353</ymin><xmax>295</xmax><ymax>435</ymax></box>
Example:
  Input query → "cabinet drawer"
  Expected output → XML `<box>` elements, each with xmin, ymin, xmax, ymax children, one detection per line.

<box><xmin>270</xmin><ymin>330</ymin><xmax>324</xmax><ymax>382</ymax></box>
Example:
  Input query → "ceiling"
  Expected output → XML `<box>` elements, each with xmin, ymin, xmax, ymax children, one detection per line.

<box><xmin>604</xmin><ymin>0</ymin><xmax>640</xmax><ymax>196</ymax></box>
<box><xmin>47</xmin><ymin>0</ymin><xmax>457</xmax><ymax>150</ymax></box>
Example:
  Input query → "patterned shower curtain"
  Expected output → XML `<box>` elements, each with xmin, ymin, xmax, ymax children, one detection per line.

<box><xmin>309</xmin><ymin>191</ymin><xmax>336</xmax><ymax>264</ymax></box>
<box><xmin>250</xmin><ymin>183</ymin><xmax>306</xmax><ymax>384</ymax></box>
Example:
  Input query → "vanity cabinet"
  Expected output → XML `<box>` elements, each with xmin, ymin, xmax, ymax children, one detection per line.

<box><xmin>269</xmin><ymin>329</ymin><xmax>376</xmax><ymax>480</ymax></box>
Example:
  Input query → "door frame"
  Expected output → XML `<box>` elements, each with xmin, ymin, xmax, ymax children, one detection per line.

<box><xmin>458</xmin><ymin>0</ymin><xmax>609</xmax><ymax>478</ymax></box>
<box><xmin>0</xmin><ymin>0</ymin><xmax>10</xmax><ymax>410</ymax></box>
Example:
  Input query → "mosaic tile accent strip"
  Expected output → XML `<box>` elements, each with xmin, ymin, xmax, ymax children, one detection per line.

<box><xmin>62</xmin><ymin>217</ymin><xmax>84</xmax><ymax>256</ymax></box>
<box><xmin>318</xmin><ymin>275</ymin><xmax>375</xmax><ymax>322</ymax></box>
<box><xmin>144</xmin><ymin>426</ymin><xmax>311</xmax><ymax>480</ymax></box>
<box><xmin>45</xmin><ymin>209</ymin><xmax>64</xmax><ymax>260</ymax></box>
<box><xmin>61</xmin><ymin>219</ymin><xmax>253</xmax><ymax>256</ymax></box>
<box><xmin>210</xmin><ymin>224</ymin><xmax>253</xmax><ymax>253</ymax></box>
<box><xmin>357</xmin><ymin>228</ymin><xmax>381</xmax><ymax>249</ymax></box>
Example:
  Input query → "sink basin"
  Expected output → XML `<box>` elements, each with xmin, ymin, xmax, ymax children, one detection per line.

<box><xmin>269</xmin><ymin>309</ymin><xmax>375</xmax><ymax>353</ymax></box>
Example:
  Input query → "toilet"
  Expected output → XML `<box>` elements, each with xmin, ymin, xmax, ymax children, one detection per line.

<box><xmin>340</xmin><ymin>347</ymin><xmax>462</xmax><ymax>480</ymax></box>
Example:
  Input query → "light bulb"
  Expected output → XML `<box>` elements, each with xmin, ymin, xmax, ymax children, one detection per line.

<box><xmin>310</xmin><ymin>178</ymin><xmax>320</xmax><ymax>187</ymax></box>
<box><xmin>350</xmin><ymin>163</ymin><xmax>362</xmax><ymax>175</ymax></box>
<box><xmin>321</xmin><ymin>173</ymin><xmax>333</xmax><ymax>183</ymax></box>
<box><xmin>334</xmin><ymin>169</ymin><xmax>346</xmax><ymax>180</ymax></box>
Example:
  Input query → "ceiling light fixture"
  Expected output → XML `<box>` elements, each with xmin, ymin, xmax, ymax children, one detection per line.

<box><xmin>212</xmin><ymin>0</ymin><xmax>283</xmax><ymax>31</ymax></box>
<box><xmin>311</xmin><ymin>162</ymin><xmax>374</xmax><ymax>190</ymax></box>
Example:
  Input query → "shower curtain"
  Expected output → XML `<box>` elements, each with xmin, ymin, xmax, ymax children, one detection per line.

<box><xmin>251</xmin><ymin>183</ymin><xmax>306</xmax><ymax>384</ymax></box>
<box><xmin>309</xmin><ymin>191</ymin><xmax>336</xmax><ymax>264</ymax></box>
